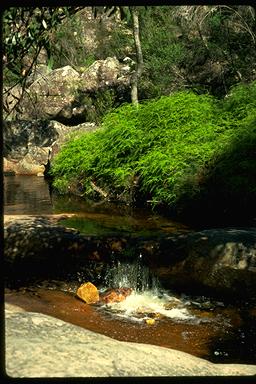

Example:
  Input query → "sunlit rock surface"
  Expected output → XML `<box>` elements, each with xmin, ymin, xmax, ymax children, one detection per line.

<box><xmin>3</xmin><ymin>58</ymin><xmax>131</xmax><ymax>123</ymax></box>
<box><xmin>76</xmin><ymin>282</ymin><xmax>99</xmax><ymax>304</ymax></box>
<box><xmin>5</xmin><ymin>303</ymin><xmax>256</xmax><ymax>377</ymax></box>
<box><xmin>3</xmin><ymin>120</ymin><xmax>97</xmax><ymax>176</ymax></box>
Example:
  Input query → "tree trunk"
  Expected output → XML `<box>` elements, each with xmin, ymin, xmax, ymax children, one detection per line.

<box><xmin>130</xmin><ymin>6</ymin><xmax>143</xmax><ymax>106</ymax></box>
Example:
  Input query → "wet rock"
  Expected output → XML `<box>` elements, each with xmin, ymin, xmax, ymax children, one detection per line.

<box><xmin>190</xmin><ymin>309</ymin><xmax>215</xmax><ymax>319</ymax></box>
<box><xmin>4</xmin><ymin>216</ymin><xmax>92</xmax><ymax>285</ymax></box>
<box><xmin>150</xmin><ymin>228</ymin><xmax>256</xmax><ymax>302</ymax></box>
<box><xmin>4</xmin><ymin>215</ymin><xmax>256</xmax><ymax>302</ymax></box>
<box><xmin>164</xmin><ymin>299</ymin><xmax>183</xmax><ymax>310</ymax></box>
<box><xmin>100</xmin><ymin>287</ymin><xmax>132</xmax><ymax>304</ymax></box>
<box><xmin>145</xmin><ymin>318</ymin><xmax>156</xmax><ymax>325</ymax></box>
<box><xmin>4</xmin><ymin>215</ymin><xmax>135</xmax><ymax>287</ymax></box>
<box><xmin>76</xmin><ymin>282</ymin><xmax>99</xmax><ymax>304</ymax></box>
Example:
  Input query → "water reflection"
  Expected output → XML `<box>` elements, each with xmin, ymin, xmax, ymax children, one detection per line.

<box><xmin>3</xmin><ymin>175</ymin><xmax>190</xmax><ymax>235</ymax></box>
<box><xmin>4</xmin><ymin>175</ymin><xmax>53</xmax><ymax>215</ymax></box>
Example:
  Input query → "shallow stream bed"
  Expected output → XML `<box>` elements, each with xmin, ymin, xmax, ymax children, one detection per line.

<box><xmin>4</xmin><ymin>175</ymin><xmax>256</xmax><ymax>366</ymax></box>
<box><xmin>5</xmin><ymin>281</ymin><xmax>256</xmax><ymax>365</ymax></box>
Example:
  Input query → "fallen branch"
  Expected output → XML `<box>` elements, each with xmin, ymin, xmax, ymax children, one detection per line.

<box><xmin>90</xmin><ymin>181</ymin><xmax>108</xmax><ymax>198</ymax></box>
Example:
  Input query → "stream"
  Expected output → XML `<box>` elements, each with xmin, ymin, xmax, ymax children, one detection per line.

<box><xmin>4</xmin><ymin>175</ymin><xmax>256</xmax><ymax>365</ymax></box>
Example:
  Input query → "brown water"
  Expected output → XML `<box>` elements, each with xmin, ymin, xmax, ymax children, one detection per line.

<box><xmin>4</xmin><ymin>175</ymin><xmax>53</xmax><ymax>215</ymax></box>
<box><xmin>4</xmin><ymin>175</ymin><xmax>256</xmax><ymax>364</ymax></box>
<box><xmin>5</xmin><ymin>285</ymin><xmax>256</xmax><ymax>364</ymax></box>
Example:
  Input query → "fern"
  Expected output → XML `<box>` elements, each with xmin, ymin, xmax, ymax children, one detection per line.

<box><xmin>50</xmin><ymin>82</ymin><xmax>256</xmax><ymax>213</ymax></box>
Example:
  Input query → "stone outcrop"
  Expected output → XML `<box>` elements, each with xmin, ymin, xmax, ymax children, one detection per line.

<box><xmin>4</xmin><ymin>215</ymin><xmax>256</xmax><ymax>302</ymax></box>
<box><xmin>5</xmin><ymin>304</ymin><xmax>256</xmax><ymax>377</ymax></box>
<box><xmin>4</xmin><ymin>58</ymin><xmax>132</xmax><ymax>122</ymax></box>
<box><xmin>3</xmin><ymin>119</ymin><xmax>97</xmax><ymax>175</ymax></box>
<box><xmin>4</xmin><ymin>215</ymin><xmax>98</xmax><ymax>285</ymax></box>
<box><xmin>3</xmin><ymin>57</ymin><xmax>132</xmax><ymax>175</ymax></box>
<box><xmin>26</xmin><ymin>65</ymin><xmax>81</xmax><ymax>121</ymax></box>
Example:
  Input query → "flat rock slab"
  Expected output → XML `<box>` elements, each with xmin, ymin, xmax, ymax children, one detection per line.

<box><xmin>5</xmin><ymin>303</ymin><xmax>256</xmax><ymax>377</ymax></box>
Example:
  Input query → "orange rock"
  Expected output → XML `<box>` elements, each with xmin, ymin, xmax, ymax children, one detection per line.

<box><xmin>145</xmin><ymin>318</ymin><xmax>155</xmax><ymax>325</ymax></box>
<box><xmin>100</xmin><ymin>288</ymin><xmax>132</xmax><ymax>304</ymax></box>
<box><xmin>76</xmin><ymin>282</ymin><xmax>99</xmax><ymax>304</ymax></box>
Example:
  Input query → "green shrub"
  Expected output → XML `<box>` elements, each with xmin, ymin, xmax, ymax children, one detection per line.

<box><xmin>51</xmin><ymin>83</ymin><xmax>256</xmax><ymax>217</ymax></box>
<box><xmin>175</xmin><ymin>82</ymin><xmax>256</xmax><ymax>222</ymax></box>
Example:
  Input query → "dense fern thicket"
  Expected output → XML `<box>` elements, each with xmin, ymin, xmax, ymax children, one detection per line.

<box><xmin>50</xmin><ymin>81</ymin><xmax>256</xmax><ymax>225</ymax></box>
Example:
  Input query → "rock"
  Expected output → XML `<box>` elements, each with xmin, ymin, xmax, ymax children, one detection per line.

<box><xmin>3</xmin><ymin>84</ymin><xmax>23</xmax><ymax>120</ymax></box>
<box><xmin>4</xmin><ymin>59</ymin><xmax>131</xmax><ymax>123</ymax></box>
<box><xmin>13</xmin><ymin>153</ymin><xmax>46</xmax><ymax>175</ymax></box>
<box><xmin>4</xmin><ymin>215</ymin><xmax>93</xmax><ymax>285</ymax></box>
<box><xmin>100</xmin><ymin>288</ymin><xmax>132</xmax><ymax>304</ymax></box>
<box><xmin>4</xmin><ymin>215</ymin><xmax>256</xmax><ymax>302</ymax></box>
<box><xmin>26</xmin><ymin>64</ymin><xmax>51</xmax><ymax>86</ymax></box>
<box><xmin>4</xmin><ymin>215</ymin><xmax>135</xmax><ymax>287</ymax></box>
<box><xmin>5</xmin><ymin>304</ymin><xmax>256</xmax><ymax>377</ymax></box>
<box><xmin>3</xmin><ymin>57</ymin><xmax>131</xmax><ymax>174</ymax></box>
<box><xmin>3</xmin><ymin>119</ymin><xmax>98</xmax><ymax>175</ymax></box>
<box><xmin>152</xmin><ymin>228</ymin><xmax>256</xmax><ymax>301</ymax></box>
<box><xmin>164</xmin><ymin>298</ymin><xmax>183</xmax><ymax>310</ymax></box>
<box><xmin>80</xmin><ymin>57</ymin><xmax>130</xmax><ymax>91</ymax></box>
<box><xmin>3</xmin><ymin>158</ymin><xmax>18</xmax><ymax>175</ymax></box>
<box><xmin>27</xmin><ymin>65</ymin><xmax>81</xmax><ymax>120</ymax></box>
<box><xmin>145</xmin><ymin>318</ymin><xmax>156</xmax><ymax>325</ymax></box>
<box><xmin>76</xmin><ymin>282</ymin><xmax>99</xmax><ymax>304</ymax></box>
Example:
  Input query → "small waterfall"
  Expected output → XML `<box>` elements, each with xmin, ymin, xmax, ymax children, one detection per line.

<box><xmin>101</xmin><ymin>253</ymin><xmax>196</xmax><ymax>322</ymax></box>
<box><xmin>104</xmin><ymin>253</ymin><xmax>161</xmax><ymax>293</ymax></box>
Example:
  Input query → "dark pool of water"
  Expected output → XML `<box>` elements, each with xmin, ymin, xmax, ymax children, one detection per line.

<box><xmin>3</xmin><ymin>175</ymin><xmax>189</xmax><ymax>235</ymax></box>
<box><xmin>4</xmin><ymin>175</ymin><xmax>53</xmax><ymax>215</ymax></box>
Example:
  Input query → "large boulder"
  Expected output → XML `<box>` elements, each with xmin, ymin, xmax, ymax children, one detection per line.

<box><xmin>79</xmin><ymin>56</ymin><xmax>131</xmax><ymax>90</ymax></box>
<box><xmin>4</xmin><ymin>215</ymin><xmax>125</xmax><ymax>286</ymax></box>
<box><xmin>4</xmin><ymin>58</ymin><xmax>132</xmax><ymax>123</ymax></box>
<box><xmin>3</xmin><ymin>119</ymin><xmax>97</xmax><ymax>175</ymax></box>
<box><xmin>27</xmin><ymin>65</ymin><xmax>81</xmax><ymax>120</ymax></box>
<box><xmin>149</xmin><ymin>228</ymin><xmax>256</xmax><ymax>301</ymax></box>
<box><xmin>4</xmin><ymin>215</ymin><xmax>96</xmax><ymax>285</ymax></box>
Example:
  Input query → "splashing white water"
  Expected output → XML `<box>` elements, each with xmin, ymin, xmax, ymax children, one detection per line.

<box><xmin>104</xmin><ymin>256</ymin><xmax>160</xmax><ymax>293</ymax></box>
<box><xmin>103</xmin><ymin>290</ymin><xmax>194</xmax><ymax>322</ymax></box>
<box><xmin>102</xmin><ymin>258</ymin><xmax>194</xmax><ymax>322</ymax></box>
